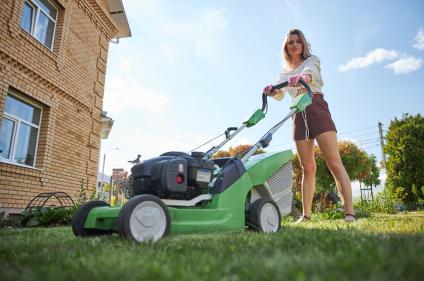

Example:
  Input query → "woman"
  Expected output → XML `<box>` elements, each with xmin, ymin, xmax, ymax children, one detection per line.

<box><xmin>263</xmin><ymin>29</ymin><xmax>355</xmax><ymax>222</ymax></box>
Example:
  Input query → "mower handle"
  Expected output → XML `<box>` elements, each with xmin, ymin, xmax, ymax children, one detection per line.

<box><xmin>225</xmin><ymin>127</ymin><xmax>238</xmax><ymax>139</ymax></box>
<box><xmin>261</xmin><ymin>78</ymin><xmax>313</xmax><ymax>111</ymax></box>
<box><xmin>271</xmin><ymin>78</ymin><xmax>313</xmax><ymax>98</ymax></box>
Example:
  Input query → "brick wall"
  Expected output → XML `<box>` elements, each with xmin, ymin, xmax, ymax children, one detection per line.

<box><xmin>0</xmin><ymin>0</ymin><xmax>119</xmax><ymax>212</ymax></box>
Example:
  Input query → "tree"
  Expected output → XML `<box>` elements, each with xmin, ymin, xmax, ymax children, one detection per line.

<box><xmin>292</xmin><ymin>140</ymin><xmax>378</xmax><ymax>209</ymax></box>
<box><xmin>212</xmin><ymin>150</ymin><xmax>231</xmax><ymax>158</ymax></box>
<box><xmin>229</xmin><ymin>144</ymin><xmax>254</xmax><ymax>157</ymax></box>
<box><xmin>315</xmin><ymin>140</ymin><xmax>370</xmax><ymax>193</ymax></box>
<box><xmin>212</xmin><ymin>144</ymin><xmax>265</xmax><ymax>159</ymax></box>
<box><xmin>292</xmin><ymin>153</ymin><xmax>302</xmax><ymax>194</ymax></box>
<box><xmin>360</xmin><ymin>155</ymin><xmax>381</xmax><ymax>188</ymax></box>
<box><xmin>385</xmin><ymin>113</ymin><xmax>424</xmax><ymax>207</ymax></box>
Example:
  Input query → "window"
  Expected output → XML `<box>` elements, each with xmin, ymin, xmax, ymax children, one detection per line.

<box><xmin>0</xmin><ymin>91</ymin><xmax>42</xmax><ymax>167</ymax></box>
<box><xmin>20</xmin><ymin>0</ymin><xmax>58</xmax><ymax>50</ymax></box>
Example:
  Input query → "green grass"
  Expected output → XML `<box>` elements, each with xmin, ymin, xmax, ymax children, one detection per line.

<box><xmin>1</xmin><ymin>212</ymin><xmax>424</xmax><ymax>281</ymax></box>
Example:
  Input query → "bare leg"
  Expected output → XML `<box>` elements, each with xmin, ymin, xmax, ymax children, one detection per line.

<box><xmin>315</xmin><ymin>131</ymin><xmax>354</xmax><ymax>215</ymax></box>
<box><xmin>295</xmin><ymin>139</ymin><xmax>316</xmax><ymax>218</ymax></box>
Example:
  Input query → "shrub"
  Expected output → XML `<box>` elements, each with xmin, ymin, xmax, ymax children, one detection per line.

<box><xmin>385</xmin><ymin>113</ymin><xmax>424</xmax><ymax>208</ymax></box>
<box><xmin>110</xmin><ymin>195</ymin><xmax>117</xmax><ymax>207</ymax></box>
<box><xmin>313</xmin><ymin>209</ymin><xmax>345</xmax><ymax>220</ymax></box>
<box><xmin>22</xmin><ymin>207</ymin><xmax>76</xmax><ymax>227</ymax></box>
<box><xmin>353</xmin><ymin>188</ymin><xmax>399</xmax><ymax>214</ymax></box>
<box><xmin>212</xmin><ymin>144</ymin><xmax>265</xmax><ymax>159</ymax></box>
<box><xmin>78</xmin><ymin>178</ymin><xmax>86</xmax><ymax>204</ymax></box>
<box><xmin>311</xmin><ymin>204</ymin><xmax>369</xmax><ymax>220</ymax></box>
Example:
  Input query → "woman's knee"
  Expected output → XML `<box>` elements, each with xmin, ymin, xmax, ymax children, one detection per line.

<box><xmin>301</xmin><ymin>161</ymin><xmax>316</xmax><ymax>175</ymax></box>
<box><xmin>326</xmin><ymin>158</ymin><xmax>344</xmax><ymax>175</ymax></box>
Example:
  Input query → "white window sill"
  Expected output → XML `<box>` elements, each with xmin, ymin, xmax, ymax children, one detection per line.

<box><xmin>0</xmin><ymin>159</ymin><xmax>42</xmax><ymax>171</ymax></box>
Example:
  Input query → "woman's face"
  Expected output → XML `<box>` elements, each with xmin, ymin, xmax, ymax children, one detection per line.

<box><xmin>286</xmin><ymin>34</ymin><xmax>303</xmax><ymax>58</ymax></box>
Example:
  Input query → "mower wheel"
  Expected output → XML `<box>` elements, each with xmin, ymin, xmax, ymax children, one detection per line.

<box><xmin>247</xmin><ymin>198</ymin><xmax>281</xmax><ymax>233</ymax></box>
<box><xmin>118</xmin><ymin>195</ymin><xmax>170</xmax><ymax>242</ymax></box>
<box><xmin>71</xmin><ymin>200</ymin><xmax>111</xmax><ymax>237</ymax></box>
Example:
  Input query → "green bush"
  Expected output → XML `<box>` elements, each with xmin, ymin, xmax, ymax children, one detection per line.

<box><xmin>292</xmin><ymin>191</ymin><xmax>302</xmax><ymax>211</ymax></box>
<box><xmin>354</xmin><ymin>188</ymin><xmax>399</xmax><ymax>214</ymax></box>
<box><xmin>313</xmin><ymin>209</ymin><xmax>345</xmax><ymax>220</ymax></box>
<box><xmin>22</xmin><ymin>207</ymin><xmax>76</xmax><ymax>227</ymax></box>
<box><xmin>385</xmin><ymin>113</ymin><xmax>424</xmax><ymax>207</ymax></box>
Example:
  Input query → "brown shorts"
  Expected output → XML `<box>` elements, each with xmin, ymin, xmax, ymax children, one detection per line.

<box><xmin>293</xmin><ymin>94</ymin><xmax>337</xmax><ymax>141</ymax></box>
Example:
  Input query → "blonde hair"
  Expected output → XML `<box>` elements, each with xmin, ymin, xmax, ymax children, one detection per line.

<box><xmin>281</xmin><ymin>29</ymin><xmax>311</xmax><ymax>70</ymax></box>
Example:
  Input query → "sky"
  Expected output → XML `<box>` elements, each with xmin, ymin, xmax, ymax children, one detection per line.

<box><xmin>100</xmin><ymin>0</ymin><xmax>424</xmax><ymax>197</ymax></box>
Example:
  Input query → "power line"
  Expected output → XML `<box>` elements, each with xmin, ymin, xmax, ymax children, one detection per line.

<box><xmin>340</xmin><ymin>131</ymin><xmax>379</xmax><ymax>139</ymax></box>
<box><xmin>269</xmin><ymin>137</ymin><xmax>380</xmax><ymax>148</ymax></box>
<box><xmin>357</xmin><ymin>136</ymin><xmax>380</xmax><ymax>142</ymax></box>
<box><xmin>338</xmin><ymin>125</ymin><xmax>378</xmax><ymax>135</ymax></box>
<box><xmin>378</xmin><ymin>121</ymin><xmax>387</xmax><ymax>167</ymax></box>
<box><xmin>189</xmin><ymin>133</ymin><xmax>225</xmax><ymax>152</ymax></box>
<box><xmin>360</xmin><ymin>137</ymin><xmax>380</xmax><ymax>143</ymax></box>
<box><xmin>360</xmin><ymin>139</ymin><xmax>380</xmax><ymax>145</ymax></box>
<box><xmin>362</xmin><ymin>144</ymin><xmax>380</xmax><ymax>149</ymax></box>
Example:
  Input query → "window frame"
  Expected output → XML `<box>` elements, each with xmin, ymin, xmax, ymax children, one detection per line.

<box><xmin>21</xmin><ymin>0</ymin><xmax>59</xmax><ymax>50</ymax></box>
<box><xmin>22</xmin><ymin>0</ymin><xmax>36</xmax><ymax>34</ymax></box>
<box><xmin>0</xmin><ymin>92</ymin><xmax>43</xmax><ymax>168</ymax></box>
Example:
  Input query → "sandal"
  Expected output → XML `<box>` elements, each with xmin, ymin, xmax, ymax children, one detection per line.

<box><xmin>345</xmin><ymin>213</ymin><xmax>356</xmax><ymax>222</ymax></box>
<box><xmin>294</xmin><ymin>215</ymin><xmax>311</xmax><ymax>224</ymax></box>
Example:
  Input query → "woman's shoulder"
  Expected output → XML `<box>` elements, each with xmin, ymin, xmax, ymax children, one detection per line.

<box><xmin>305</xmin><ymin>55</ymin><xmax>320</xmax><ymax>63</ymax></box>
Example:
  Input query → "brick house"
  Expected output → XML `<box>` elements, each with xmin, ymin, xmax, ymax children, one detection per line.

<box><xmin>0</xmin><ymin>0</ymin><xmax>131</xmax><ymax>214</ymax></box>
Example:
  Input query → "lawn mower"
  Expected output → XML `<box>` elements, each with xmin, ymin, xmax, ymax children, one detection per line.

<box><xmin>71</xmin><ymin>79</ymin><xmax>313</xmax><ymax>242</ymax></box>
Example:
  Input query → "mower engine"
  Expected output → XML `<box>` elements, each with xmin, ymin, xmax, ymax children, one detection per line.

<box><xmin>128</xmin><ymin>152</ymin><xmax>215</xmax><ymax>200</ymax></box>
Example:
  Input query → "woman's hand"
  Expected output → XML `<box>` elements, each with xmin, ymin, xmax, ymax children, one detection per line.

<box><xmin>263</xmin><ymin>84</ymin><xmax>275</xmax><ymax>96</ymax></box>
<box><xmin>288</xmin><ymin>74</ymin><xmax>311</xmax><ymax>87</ymax></box>
<box><xmin>294</xmin><ymin>87</ymin><xmax>309</xmax><ymax>97</ymax></box>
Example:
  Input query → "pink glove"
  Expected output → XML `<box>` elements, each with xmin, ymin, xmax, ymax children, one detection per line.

<box><xmin>288</xmin><ymin>74</ymin><xmax>310</xmax><ymax>86</ymax></box>
<box><xmin>263</xmin><ymin>84</ymin><xmax>274</xmax><ymax>95</ymax></box>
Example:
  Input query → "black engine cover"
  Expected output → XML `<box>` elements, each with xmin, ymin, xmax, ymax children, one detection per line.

<box><xmin>151</xmin><ymin>158</ymin><xmax>188</xmax><ymax>193</ymax></box>
<box><xmin>129</xmin><ymin>152</ymin><xmax>215</xmax><ymax>200</ymax></box>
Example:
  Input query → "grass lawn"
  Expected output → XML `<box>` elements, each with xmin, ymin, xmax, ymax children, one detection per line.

<box><xmin>1</xmin><ymin>211</ymin><xmax>424</xmax><ymax>281</ymax></box>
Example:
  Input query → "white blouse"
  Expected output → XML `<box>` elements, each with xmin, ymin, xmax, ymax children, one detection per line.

<box><xmin>272</xmin><ymin>55</ymin><xmax>324</xmax><ymax>100</ymax></box>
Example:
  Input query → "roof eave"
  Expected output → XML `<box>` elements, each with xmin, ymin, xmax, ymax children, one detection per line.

<box><xmin>107</xmin><ymin>0</ymin><xmax>132</xmax><ymax>39</ymax></box>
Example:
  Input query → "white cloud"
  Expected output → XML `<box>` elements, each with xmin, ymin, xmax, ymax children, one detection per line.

<box><xmin>339</xmin><ymin>47</ymin><xmax>422</xmax><ymax>75</ymax></box>
<box><xmin>157</xmin><ymin>8</ymin><xmax>228</xmax><ymax>59</ymax></box>
<box><xmin>104</xmin><ymin>55</ymin><xmax>171</xmax><ymax>114</ymax></box>
<box><xmin>413</xmin><ymin>27</ymin><xmax>424</xmax><ymax>50</ymax></box>
<box><xmin>195</xmin><ymin>8</ymin><xmax>228</xmax><ymax>58</ymax></box>
<box><xmin>104</xmin><ymin>75</ymin><xmax>170</xmax><ymax>114</ymax></box>
<box><xmin>339</xmin><ymin>48</ymin><xmax>399</xmax><ymax>72</ymax></box>
<box><xmin>385</xmin><ymin>56</ymin><xmax>423</xmax><ymax>75</ymax></box>
<box><xmin>204</xmin><ymin>8</ymin><xmax>228</xmax><ymax>32</ymax></box>
<box><xmin>120</xmin><ymin>2</ymin><xmax>229</xmax><ymax>61</ymax></box>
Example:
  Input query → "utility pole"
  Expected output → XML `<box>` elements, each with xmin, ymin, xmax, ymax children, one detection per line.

<box><xmin>99</xmin><ymin>148</ymin><xmax>119</xmax><ymax>200</ymax></box>
<box><xmin>378</xmin><ymin>122</ymin><xmax>386</xmax><ymax>168</ymax></box>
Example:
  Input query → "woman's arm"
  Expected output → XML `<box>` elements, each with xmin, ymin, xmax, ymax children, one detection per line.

<box><xmin>301</xmin><ymin>55</ymin><xmax>321</xmax><ymax>82</ymax></box>
<box><xmin>270</xmin><ymin>70</ymin><xmax>290</xmax><ymax>100</ymax></box>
